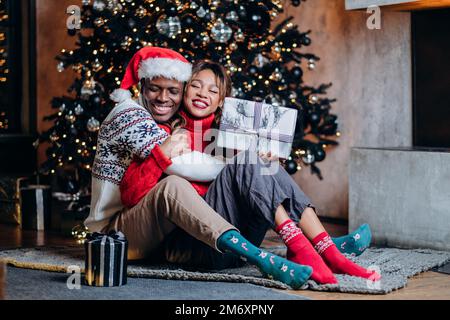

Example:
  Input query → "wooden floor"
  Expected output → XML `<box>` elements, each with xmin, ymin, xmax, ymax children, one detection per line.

<box><xmin>1</xmin><ymin>222</ymin><xmax>449</xmax><ymax>300</ymax></box>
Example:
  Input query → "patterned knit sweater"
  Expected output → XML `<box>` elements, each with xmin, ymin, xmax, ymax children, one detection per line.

<box><xmin>84</xmin><ymin>98</ymin><xmax>169</xmax><ymax>232</ymax></box>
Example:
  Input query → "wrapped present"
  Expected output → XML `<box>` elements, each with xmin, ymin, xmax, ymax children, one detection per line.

<box><xmin>0</xmin><ymin>177</ymin><xmax>28</xmax><ymax>225</ymax></box>
<box><xmin>51</xmin><ymin>192</ymin><xmax>91</xmax><ymax>234</ymax></box>
<box><xmin>84</xmin><ymin>231</ymin><xmax>128</xmax><ymax>287</ymax></box>
<box><xmin>20</xmin><ymin>185</ymin><xmax>52</xmax><ymax>231</ymax></box>
<box><xmin>217</xmin><ymin>97</ymin><xmax>298</xmax><ymax>159</ymax></box>
<box><xmin>0</xmin><ymin>259</ymin><xmax>5</xmax><ymax>300</ymax></box>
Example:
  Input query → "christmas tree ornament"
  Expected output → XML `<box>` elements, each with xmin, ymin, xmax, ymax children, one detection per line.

<box><xmin>182</xmin><ymin>14</ymin><xmax>194</xmax><ymax>26</ymax></box>
<box><xmin>201</xmin><ymin>32</ymin><xmax>210</xmax><ymax>44</ymax></box>
<box><xmin>211</xmin><ymin>19</ymin><xmax>233</xmax><ymax>43</ymax></box>
<box><xmin>211</xmin><ymin>0</ymin><xmax>220</xmax><ymax>8</ymax></box>
<box><xmin>136</xmin><ymin>6</ymin><xmax>147</xmax><ymax>18</ymax></box>
<box><xmin>229</xmin><ymin>42</ymin><xmax>238</xmax><ymax>50</ymax></box>
<box><xmin>285</xmin><ymin>159</ymin><xmax>298</xmax><ymax>175</ymax></box>
<box><xmin>289</xmin><ymin>91</ymin><xmax>297</xmax><ymax>100</ymax></box>
<box><xmin>107</xmin><ymin>0</ymin><xmax>122</xmax><ymax>12</ymax></box>
<box><xmin>308</xmin><ymin>59</ymin><xmax>316</xmax><ymax>70</ymax></box>
<box><xmin>50</xmin><ymin>131</ymin><xmax>59</xmax><ymax>142</ymax></box>
<box><xmin>271</xmin><ymin>69</ymin><xmax>282</xmax><ymax>81</ymax></box>
<box><xmin>156</xmin><ymin>15</ymin><xmax>181</xmax><ymax>38</ymax></box>
<box><xmin>92</xmin><ymin>59</ymin><xmax>103</xmax><ymax>72</ymax></box>
<box><xmin>74</xmin><ymin>104</ymin><xmax>84</xmax><ymax>115</ymax></box>
<box><xmin>237</xmin><ymin>5</ymin><xmax>246</xmax><ymax>18</ymax></box>
<box><xmin>94</xmin><ymin>17</ymin><xmax>105</xmax><ymax>27</ymax></box>
<box><xmin>248</xmin><ymin>65</ymin><xmax>258</xmax><ymax>75</ymax></box>
<box><xmin>269</xmin><ymin>95</ymin><xmax>284</xmax><ymax>106</ymax></box>
<box><xmin>253</xmin><ymin>54</ymin><xmax>269</xmax><ymax>68</ymax></box>
<box><xmin>302</xmin><ymin>35</ymin><xmax>311</xmax><ymax>46</ymax></box>
<box><xmin>190</xmin><ymin>2</ymin><xmax>199</xmax><ymax>10</ymax></box>
<box><xmin>308</xmin><ymin>95</ymin><xmax>319</xmax><ymax>104</ymax></box>
<box><xmin>226</xmin><ymin>11</ymin><xmax>239</xmax><ymax>21</ymax></box>
<box><xmin>205</xmin><ymin>11</ymin><xmax>216</xmax><ymax>21</ymax></box>
<box><xmin>196</xmin><ymin>7</ymin><xmax>207</xmax><ymax>18</ymax></box>
<box><xmin>72</xmin><ymin>224</ymin><xmax>89</xmax><ymax>242</ymax></box>
<box><xmin>309</xmin><ymin>111</ymin><xmax>320</xmax><ymax>124</ymax></box>
<box><xmin>87</xmin><ymin>117</ymin><xmax>100</xmax><ymax>132</ymax></box>
<box><xmin>93</xmin><ymin>0</ymin><xmax>106</xmax><ymax>11</ymax></box>
<box><xmin>60</xmin><ymin>104</ymin><xmax>66</xmax><ymax>112</ymax></box>
<box><xmin>234</xmin><ymin>29</ymin><xmax>245</xmax><ymax>42</ymax></box>
<box><xmin>90</xmin><ymin>94</ymin><xmax>102</xmax><ymax>106</ymax></box>
<box><xmin>128</xmin><ymin>18</ymin><xmax>136</xmax><ymax>29</ymax></box>
<box><xmin>272</xmin><ymin>44</ymin><xmax>281</xmax><ymax>53</ymax></box>
<box><xmin>65</xmin><ymin>111</ymin><xmax>76</xmax><ymax>124</ymax></box>
<box><xmin>302</xmin><ymin>150</ymin><xmax>315</xmax><ymax>164</ymax></box>
<box><xmin>81</xmin><ymin>79</ymin><xmax>96</xmax><ymax>98</ymax></box>
<box><xmin>314</xmin><ymin>147</ymin><xmax>326</xmax><ymax>162</ymax></box>
<box><xmin>57</xmin><ymin>61</ymin><xmax>65</xmax><ymax>73</ymax></box>
<box><xmin>291</xmin><ymin>66</ymin><xmax>303</xmax><ymax>79</ymax></box>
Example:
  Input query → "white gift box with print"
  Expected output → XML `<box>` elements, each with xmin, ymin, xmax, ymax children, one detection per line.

<box><xmin>217</xmin><ymin>97</ymin><xmax>298</xmax><ymax>159</ymax></box>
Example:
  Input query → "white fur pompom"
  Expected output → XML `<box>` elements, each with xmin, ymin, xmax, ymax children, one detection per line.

<box><xmin>110</xmin><ymin>88</ymin><xmax>132</xmax><ymax>103</ymax></box>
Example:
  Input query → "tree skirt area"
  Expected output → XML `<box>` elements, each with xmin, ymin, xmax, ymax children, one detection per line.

<box><xmin>1</xmin><ymin>245</ymin><xmax>449</xmax><ymax>296</ymax></box>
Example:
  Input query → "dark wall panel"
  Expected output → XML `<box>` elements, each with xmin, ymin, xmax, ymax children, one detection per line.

<box><xmin>412</xmin><ymin>9</ymin><xmax>450</xmax><ymax>148</ymax></box>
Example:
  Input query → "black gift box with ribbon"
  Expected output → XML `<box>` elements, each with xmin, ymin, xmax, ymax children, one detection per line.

<box><xmin>84</xmin><ymin>231</ymin><xmax>128</xmax><ymax>287</ymax></box>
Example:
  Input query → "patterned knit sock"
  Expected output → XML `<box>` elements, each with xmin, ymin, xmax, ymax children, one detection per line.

<box><xmin>217</xmin><ymin>230</ymin><xmax>312</xmax><ymax>289</ymax></box>
<box><xmin>313</xmin><ymin>231</ymin><xmax>381</xmax><ymax>281</ymax></box>
<box><xmin>332</xmin><ymin>224</ymin><xmax>372</xmax><ymax>257</ymax></box>
<box><xmin>275</xmin><ymin>220</ymin><xmax>337</xmax><ymax>284</ymax></box>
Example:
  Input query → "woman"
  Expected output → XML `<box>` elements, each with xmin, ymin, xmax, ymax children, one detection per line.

<box><xmin>93</xmin><ymin>47</ymin><xmax>313</xmax><ymax>289</ymax></box>
<box><xmin>121</xmin><ymin>59</ymin><xmax>380</xmax><ymax>284</ymax></box>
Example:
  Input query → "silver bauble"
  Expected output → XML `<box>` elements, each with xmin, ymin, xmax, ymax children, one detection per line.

<box><xmin>156</xmin><ymin>15</ymin><xmax>181</xmax><ymax>38</ymax></box>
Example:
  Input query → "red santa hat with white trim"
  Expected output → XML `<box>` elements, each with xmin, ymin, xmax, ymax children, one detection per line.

<box><xmin>110</xmin><ymin>46</ymin><xmax>192</xmax><ymax>103</ymax></box>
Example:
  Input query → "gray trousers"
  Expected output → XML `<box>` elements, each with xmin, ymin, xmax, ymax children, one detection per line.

<box><xmin>164</xmin><ymin>151</ymin><xmax>316</xmax><ymax>269</ymax></box>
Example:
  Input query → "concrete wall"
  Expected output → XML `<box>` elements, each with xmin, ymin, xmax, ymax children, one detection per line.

<box><xmin>281</xmin><ymin>0</ymin><xmax>413</xmax><ymax>220</ymax></box>
<box><xmin>349</xmin><ymin>148</ymin><xmax>450</xmax><ymax>251</ymax></box>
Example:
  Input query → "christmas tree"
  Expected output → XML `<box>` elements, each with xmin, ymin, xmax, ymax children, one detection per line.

<box><xmin>38</xmin><ymin>0</ymin><xmax>339</xmax><ymax>194</ymax></box>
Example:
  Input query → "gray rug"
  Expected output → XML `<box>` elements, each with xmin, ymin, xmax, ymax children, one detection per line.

<box><xmin>1</xmin><ymin>245</ymin><xmax>449</xmax><ymax>294</ymax></box>
<box><xmin>4</xmin><ymin>266</ymin><xmax>306</xmax><ymax>300</ymax></box>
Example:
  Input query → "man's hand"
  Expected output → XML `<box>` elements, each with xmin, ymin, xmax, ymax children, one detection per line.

<box><xmin>159</xmin><ymin>128</ymin><xmax>191</xmax><ymax>159</ymax></box>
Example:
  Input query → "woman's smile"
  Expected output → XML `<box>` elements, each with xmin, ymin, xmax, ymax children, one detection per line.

<box><xmin>192</xmin><ymin>98</ymin><xmax>209</xmax><ymax>109</ymax></box>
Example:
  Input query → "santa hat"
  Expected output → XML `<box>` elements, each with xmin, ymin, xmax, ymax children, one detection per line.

<box><xmin>110</xmin><ymin>47</ymin><xmax>192</xmax><ymax>103</ymax></box>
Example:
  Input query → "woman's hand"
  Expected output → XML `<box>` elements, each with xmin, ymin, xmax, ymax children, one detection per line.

<box><xmin>159</xmin><ymin>129</ymin><xmax>191</xmax><ymax>159</ymax></box>
<box><xmin>258</xmin><ymin>151</ymin><xmax>280</xmax><ymax>162</ymax></box>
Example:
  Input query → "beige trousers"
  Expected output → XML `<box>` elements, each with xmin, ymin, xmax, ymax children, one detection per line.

<box><xmin>103</xmin><ymin>175</ymin><xmax>237</xmax><ymax>261</ymax></box>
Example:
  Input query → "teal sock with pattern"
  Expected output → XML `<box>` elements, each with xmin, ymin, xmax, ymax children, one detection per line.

<box><xmin>332</xmin><ymin>224</ymin><xmax>372</xmax><ymax>257</ymax></box>
<box><xmin>217</xmin><ymin>230</ymin><xmax>312</xmax><ymax>289</ymax></box>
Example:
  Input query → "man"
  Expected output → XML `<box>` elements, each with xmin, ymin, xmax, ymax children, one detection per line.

<box><xmin>85</xmin><ymin>47</ymin><xmax>192</xmax><ymax>233</ymax></box>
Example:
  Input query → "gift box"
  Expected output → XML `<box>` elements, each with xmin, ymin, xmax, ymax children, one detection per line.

<box><xmin>0</xmin><ymin>259</ymin><xmax>5</xmax><ymax>300</ymax></box>
<box><xmin>51</xmin><ymin>192</ymin><xmax>91</xmax><ymax>234</ymax></box>
<box><xmin>20</xmin><ymin>185</ymin><xmax>52</xmax><ymax>231</ymax></box>
<box><xmin>0</xmin><ymin>176</ymin><xmax>28</xmax><ymax>225</ymax></box>
<box><xmin>84</xmin><ymin>231</ymin><xmax>128</xmax><ymax>287</ymax></box>
<box><xmin>217</xmin><ymin>97</ymin><xmax>298</xmax><ymax>159</ymax></box>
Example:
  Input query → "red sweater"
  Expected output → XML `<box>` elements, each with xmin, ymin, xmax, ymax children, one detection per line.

<box><xmin>120</xmin><ymin>110</ymin><xmax>215</xmax><ymax>208</ymax></box>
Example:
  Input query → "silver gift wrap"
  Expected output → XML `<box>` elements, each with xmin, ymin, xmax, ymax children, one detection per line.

<box><xmin>84</xmin><ymin>231</ymin><xmax>128</xmax><ymax>287</ymax></box>
<box><xmin>217</xmin><ymin>97</ymin><xmax>298</xmax><ymax>159</ymax></box>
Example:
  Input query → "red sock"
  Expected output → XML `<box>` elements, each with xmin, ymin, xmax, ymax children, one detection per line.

<box><xmin>276</xmin><ymin>220</ymin><xmax>337</xmax><ymax>284</ymax></box>
<box><xmin>312</xmin><ymin>232</ymin><xmax>381</xmax><ymax>281</ymax></box>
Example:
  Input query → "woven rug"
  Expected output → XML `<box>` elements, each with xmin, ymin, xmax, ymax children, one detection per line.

<box><xmin>1</xmin><ymin>245</ymin><xmax>449</xmax><ymax>294</ymax></box>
